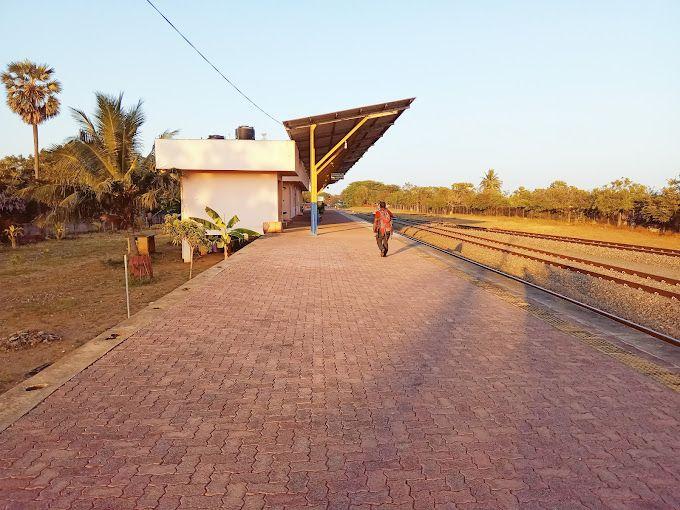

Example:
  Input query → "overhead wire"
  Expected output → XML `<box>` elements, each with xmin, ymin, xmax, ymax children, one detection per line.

<box><xmin>143</xmin><ymin>0</ymin><xmax>281</xmax><ymax>125</ymax></box>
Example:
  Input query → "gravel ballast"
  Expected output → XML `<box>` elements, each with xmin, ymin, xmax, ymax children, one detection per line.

<box><xmin>433</xmin><ymin>224</ymin><xmax>680</xmax><ymax>275</ymax></box>
<box><xmin>417</xmin><ymin>224</ymin><xmax>680</xmax><ymax>293</ymax></box>
<box><xmin>401</xmin><ymin>226</ymin><xmax>680</xmax><ymax>339</ymax></box>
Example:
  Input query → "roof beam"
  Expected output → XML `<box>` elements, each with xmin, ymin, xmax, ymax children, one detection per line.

<box><xmin>284</xmin><ymin>97</ymin><xmax>414</xmax><ymax>185</ymax></box>
<box><xmin>315</xmin><ymin>110</ymin><xmax>398</xmax><ymax>170</ymax></box>
<box><xmin>317</xmin><ymin>146</ymin><xmax>345</xmax><ymax>174</ymax></box>
<box><xmin>287</xmin><ymin>107</ymin><xmax>405</xmax><ymax>129</ymax></box>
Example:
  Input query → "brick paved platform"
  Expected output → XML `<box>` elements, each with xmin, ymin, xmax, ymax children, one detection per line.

<box><xmin>1</xmin><ymin>210</ymin><xmax>679</xmax><ymax>509</ymax></box>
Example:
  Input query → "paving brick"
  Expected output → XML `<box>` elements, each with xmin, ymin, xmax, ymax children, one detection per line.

<box><xmin>80</xmin><ymin>486</ymin><xmax>124</xmax><ymax>499</ymax></box>
<box><xmin>0</xmin><ymin>211</ymin><xmax>678</xmax><ymax>509</ymax></box>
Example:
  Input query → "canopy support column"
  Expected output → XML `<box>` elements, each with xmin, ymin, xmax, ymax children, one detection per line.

<box><xmin>309</xmin><ymin>123</ymin><xmax>318</xmax><ymax>235</ymax></box>
<box><xmin>306</xmin><ymin>109</ymin><xmax>401</xmax><ymax>235</ymax></box>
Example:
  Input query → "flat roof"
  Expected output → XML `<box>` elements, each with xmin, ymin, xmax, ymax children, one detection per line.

<box><xmin>283</xmin><ymin>98</ymin><xmax>414</xmax><ymax>189</ymax></box>
<box><xmin>154</xmin><ymin>138</ymin><xmax>308</xmax><ymax>186</ymax></box>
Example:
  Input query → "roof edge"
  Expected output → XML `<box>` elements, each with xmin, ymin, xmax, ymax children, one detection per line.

<box><xmin>283</xmin><ymin>97</ymin><xmax>415</xmax><ymax>130</ymax></box>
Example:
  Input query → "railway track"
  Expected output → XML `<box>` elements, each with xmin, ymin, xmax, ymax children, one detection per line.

<box><xmin>351</xmin><ymin>212</ymin><xmax>679</xmax><ymax>346</ymax></box>
<box><xmin>431</xmin><ymin>222</ymin><xmax>680</xmax><ymax>258</ymax></box>
<box><xmin>395</xmin><ymin>218</ymin><xmax>680</xmax><ymax>300</ymax></box>
<box><xmin>413</xmin><ymin>221</ymin><xmax>680</xmax><ymax>287</ymax></box>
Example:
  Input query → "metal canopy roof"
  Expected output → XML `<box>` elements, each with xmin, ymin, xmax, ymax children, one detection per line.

<box><xmin>283</xmin><ymin>97</ymin><xmax>414</xmax><ymax>189</ymax></box>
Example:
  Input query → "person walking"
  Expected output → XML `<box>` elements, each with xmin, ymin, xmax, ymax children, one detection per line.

<box><xmin>373</xmin><ymin>201</ymin><xmax>394</xmax><ymax>257</ymax></box>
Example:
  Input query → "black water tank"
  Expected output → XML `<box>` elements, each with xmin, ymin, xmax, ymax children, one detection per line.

<box><xmin>235</xmin><ymin>125</ymin><xmax>255</xmax><ymax>140</ymax></box>
<box><xmin>208</xmin><ymin>134</ymin><xmax>225</xmax><ymax>139</ymax></box>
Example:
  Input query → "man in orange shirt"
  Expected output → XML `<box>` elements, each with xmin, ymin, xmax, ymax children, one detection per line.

<box><xmin>373</xmin><ymin>201</ymin><xmax>394</xmax><ymax>257</ymax></box>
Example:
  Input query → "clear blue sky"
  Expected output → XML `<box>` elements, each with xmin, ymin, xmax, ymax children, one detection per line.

<box><xmin>1</xmin><ymin>1</ymin><xmax>678</xmax><ymax>193</ymax></box>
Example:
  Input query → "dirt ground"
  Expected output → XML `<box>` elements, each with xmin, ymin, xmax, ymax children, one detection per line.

<box><xmin>350</xmin><ymin>207</ymin><xmax>680</xmax><ymax>249</ymax></box>
<box><xmin>0</xmin><ymin>231</ymin><xmax>221</xmax><ymax>394</ymax></box>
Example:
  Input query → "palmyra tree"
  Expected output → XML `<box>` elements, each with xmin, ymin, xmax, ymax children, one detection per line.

<box><xmin>1</xmin><ymin>60</ymin><xmax>61</xmax><ymax>179</ymax></box>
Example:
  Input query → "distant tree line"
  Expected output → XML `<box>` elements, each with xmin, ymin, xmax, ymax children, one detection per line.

<box><xmin>338</xmin><ymin>170</ymin><xmax>680</xmax><ymax>232</ymax></box>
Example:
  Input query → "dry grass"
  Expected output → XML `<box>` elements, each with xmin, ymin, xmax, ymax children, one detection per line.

<box><xmin>0</xmin><ymin>230</ymin><xmax>221</xmax><ymax>393</ymax></box>
<box><xmin>350</xmin><ymin>207</ymin><xmax>680</xmax><ymax>250</ymax></box>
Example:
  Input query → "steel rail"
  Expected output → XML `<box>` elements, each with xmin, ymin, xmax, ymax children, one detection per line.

<box><xmin>417</xmin><ymin>221</ymin><xmax>680</xmax><ymax>287</ymax></box>
<box><xmin>445</xmin><ymin>223</ymin><xmax>680</xmax><ymax>257</ymax></box>
<box><xmin>394</xmin><ymin>219</ymin><xmax>680</xmax><ymax>300</ymax></box>
<box><xmin>352</xmin><ymin>213</ymin><xmax>679</xmax><ymax>347</ymax></box>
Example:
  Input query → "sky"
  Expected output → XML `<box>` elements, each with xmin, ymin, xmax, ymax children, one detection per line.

<box><xmin>1</xmin><ymin>0</ymin><xmax>679</xmax><ymax>194</ymax></box>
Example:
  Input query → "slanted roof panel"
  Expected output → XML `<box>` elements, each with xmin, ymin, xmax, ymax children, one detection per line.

<box><xmin>283</xmin><ymin>98</ymin><xmax>414</xmax><ymax>189</ymax></box>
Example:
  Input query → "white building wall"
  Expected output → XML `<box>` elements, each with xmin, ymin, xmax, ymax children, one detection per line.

<box><xmin>294</xmin><ymin>185</ymin><xmax>302</xmax><ymax>216</ymax></box>
<box><xmin>282</xmin><ymin>175</ymin><xmax>305</xmax><ymax>217</ymax></box>
<box><xmin>282</xmin><ymin>183</ymin><xmax>292</xmax><ymax>223</ymax></box>
<box><xmin>155</xmin><ymin>138</ymin><xmax>309</xmax><ymax>185</ymax></box>
<box><xmin>281</xmin><ymin>182</ymin><xmax>303</xmax><ymax>223</ymax></box>
<box><xmin>180</xmin><ymin>171</ymin><xmax>279</xmax><ymax>261</ymax></box>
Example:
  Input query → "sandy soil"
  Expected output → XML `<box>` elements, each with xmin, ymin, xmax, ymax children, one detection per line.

<box><xmin>0</xmin><ymin>231</ymin><xmax>222</xmax><ymax>393</ymax></box>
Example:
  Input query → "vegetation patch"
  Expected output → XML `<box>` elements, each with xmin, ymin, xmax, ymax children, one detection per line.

<box><xmin>102</xmin><ymin>257</ymin><xmax>124</xmax><ymax>268</ymax></box>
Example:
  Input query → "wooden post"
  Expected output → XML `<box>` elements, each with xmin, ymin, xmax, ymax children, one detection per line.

<box><xmin>124</xmin><ymin>254</ymin><xmax>131</xmax><ymax>318</ymax></box>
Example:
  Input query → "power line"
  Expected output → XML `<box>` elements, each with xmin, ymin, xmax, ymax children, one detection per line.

<box><xmin>143</xmin><ymin>0</ymin><xmax>281</xmax><ymax>125</ymax></box>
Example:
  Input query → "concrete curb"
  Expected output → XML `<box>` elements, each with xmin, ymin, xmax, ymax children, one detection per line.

<box><xmin>0</xmin><ymin>243</ymin><xmax>256</xmax><ymax>434</ymax></box>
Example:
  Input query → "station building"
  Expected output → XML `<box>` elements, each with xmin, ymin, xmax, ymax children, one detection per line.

<box><xmin>154</xmin><ymin>98</ymin><xmax>414</xmax><ymax>261</ymax></box>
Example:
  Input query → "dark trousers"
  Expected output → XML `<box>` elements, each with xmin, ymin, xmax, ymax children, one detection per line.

<box><xmin>376</xmin><ymin>231</ymin><xmax>391</xmax><ymax>255</ymax></box>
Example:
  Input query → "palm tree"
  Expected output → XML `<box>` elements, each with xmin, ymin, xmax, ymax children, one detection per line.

<box><xmin>480</xmin><ymin>169</ymin><xmax>502</xmax><ymax>192</ymax></box>
<box><xmin>32</xmin><ymin>93</ymin><xmax>142</xmax><ymax>224</ymax></box>
<box><xmin>26</xmin><ymin>92</ymin><xmax>178</xmax><ymax>250</ymax></box>
<box><xmin>136</xmin><ymin>129</ymin><xmax>180</xmax><ymax>214</ymax></box>
<box><xmin>1</xmin><ymin>60</ymin><xmax>61</xmax><ymax>179</ymax></box>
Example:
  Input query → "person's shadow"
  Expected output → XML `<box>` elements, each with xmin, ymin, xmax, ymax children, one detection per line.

<box><xmin>389</xmin><ymin>243</ymin><xmax>416</xmax><ymax>256</ymax></box>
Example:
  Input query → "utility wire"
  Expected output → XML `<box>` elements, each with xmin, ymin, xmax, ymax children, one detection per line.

<box><xmin>144</xmin><ymin>0</ymin><xmax>281</xmax><ymax>125</ymax></box>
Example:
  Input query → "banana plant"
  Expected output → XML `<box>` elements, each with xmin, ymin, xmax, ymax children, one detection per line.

<box><xmin>3</xmin><ymin>224</ymin><xmax>24</xmax><ymax>249</ymax></box>
<box><xmin>190</xmin><ymin>206</ymin><xmax>260</xmax><ymax>260</ymax></box>
<box><xmin>54</xmin><ymin>222</ymin><xmax>66</xmax><ymax>240</ymax></box>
